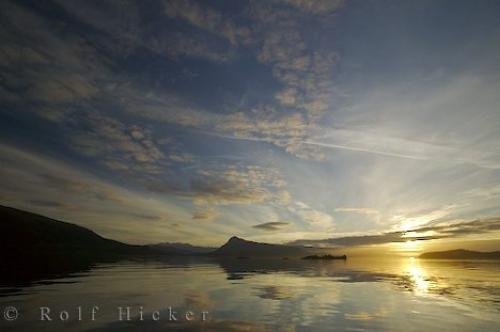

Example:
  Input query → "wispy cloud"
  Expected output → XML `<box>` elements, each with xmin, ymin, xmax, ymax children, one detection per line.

<box><xmin>71</xmin><ymin>113</ymin><xmax>168</xmax><ymax>174</ymax></box>
<box><xmin>289</xmin><ymin>217</ymin><xmax>500</xmax><ymax>247</ymax></box>
<box><xmin>0</xmin><ymin>144</ymin><xmax>190</xmax><ymax>244</ymax></box>
<box><xmin>164</xmin><ymin>0</ymin><xmax>251</xmax><ymax>46</ymax></box>
<box><xmin>278</xmin><ymin>0</ymin><xmax>345</xmax><ymax>14</ymax></box>
<box><xmin>1</xmin><ymin>0</ymin><xmax>500</xmax><ymax>246</ymax></box>
<box><xmin>192</xmin><ymin>206</ymin><xmax>218</xmax><ymax>222</ymax></box>
<box><xmin>335</xmin><ymin>208</ymin><xmax>380</xmax><ymax>215</ymax></box>
<box><xmin>188</xmin><ymin>165</ymin><xmax>288</xmax><ymax>206</ymax></box>
<box><xmin>253</xmin><ymin>221</ymin><xmax>290</xmax><ymax>231</ymax></box>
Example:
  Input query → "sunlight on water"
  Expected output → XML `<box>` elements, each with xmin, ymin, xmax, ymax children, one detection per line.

<box><xmin>403</xmin><ymin>257</ymin><xmax>430</xmax><ymax>295</ymax></box>
<box><xmin>0</xmin><ymin>258</ymin><xmax>499</xmax><ymax>331</ymax></box>
<box><xmin>398</xmin><ymin>257</ymin><xmax>448</xmax><ymax>300</ymax></box>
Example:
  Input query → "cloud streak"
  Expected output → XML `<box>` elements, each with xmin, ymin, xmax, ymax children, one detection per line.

<box><xmin>289</xmin><ymin>218</ymin><xmax>500</xmax><ymax>247</ymax></box>
<box><xmin>253</xmin><ymin>221</ymin><xmax>290</xmax><ymax>231</ymax></box>
<box><xmin>1</xmin><ymin>0</ymin><xmax>500</xmax><ymax>247</ymax></box>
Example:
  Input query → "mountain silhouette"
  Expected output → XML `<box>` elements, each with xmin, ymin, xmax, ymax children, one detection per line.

<box><xmin>0</xmin><ymin>205</ymin><xmax>160</xmax><ymax>284</ymax></box>
<box><xmin>419</xmin><ymin>249</ymin><xmax>500</xmax><ymax>260</ymax></box>
<box><xmin>0</xmin><ymin>205</ymin><xmax>157</xmax><ymax>257</ymax></box>
<box><xmin>0</xmin><ymin>205</ymin><xmax>343</xmax><ymax>284</ymax></box>
<box><xmin>150</xmin><ymin>242</ymin><xmax>215</xmax><ymax>254</ymax></box>
<box><xmin>212</xmin><ymin>236</ymin><xmax>310</xmax><ymax>258</ymax></box>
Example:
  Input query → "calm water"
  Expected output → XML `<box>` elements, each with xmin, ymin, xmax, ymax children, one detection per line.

<box><xmin>0</xmin><ymin>257</ymin><xmax>499</xmax><ymax>331</ymax></box>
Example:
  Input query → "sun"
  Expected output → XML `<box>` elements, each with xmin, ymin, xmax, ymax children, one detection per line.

<box><xmin>391</xmin><ymin>237</ymin><xmax>424</xmax><ymax>257</ymax></box>
<box><xmin>404</xmin><ymin>240</ymin><xmax>417</xmax><ymax>250</ymax></box>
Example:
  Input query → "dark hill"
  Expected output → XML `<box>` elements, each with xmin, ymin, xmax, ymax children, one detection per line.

<box><xmin>212</xmin><ymin>236</ymin><xmax>309</xmax><ymax>258</ymax></box>
<box><xmin>0</xmin><ymin>205</ymin><xmax>158</xmax><ymax>284</ymax></box>
<box><xmin>150</xmin><ymin>242</ymin><xmax>215</xmax><ymax>254</ymax></box>
<box><xmin>0</xmin><ymin>205</ymin><xmax>154</xmax><ymax>257</ymax></box>
<box><xmin>419</xmin><ymin>249</ymin><xmax>500</xmax><ymax>260</ymax></box>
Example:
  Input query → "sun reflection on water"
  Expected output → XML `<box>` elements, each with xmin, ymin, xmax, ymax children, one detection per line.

<box><xmin>402</xmin><ymin>257</ymin><xmax>430</xmax><ymax>295</ymax></box>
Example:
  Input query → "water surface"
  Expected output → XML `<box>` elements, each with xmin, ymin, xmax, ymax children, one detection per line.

<box><xmin>1</xmin><ymin>257</ymin><xmax>499</xmax><ymax>331</ymax></box>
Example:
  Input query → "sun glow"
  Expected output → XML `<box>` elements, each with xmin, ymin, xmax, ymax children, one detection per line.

<box><xmin>402</xmin><ymin>240</ymin><xmax>420</xmax><ymax>251</ymax></box>
<box><xmin>395</xmin><ymin>238</ymin><xmax>424</xmax><ymax>256</ymax></box>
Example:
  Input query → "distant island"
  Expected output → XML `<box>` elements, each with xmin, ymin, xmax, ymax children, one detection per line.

<box><xmin>302</xmin><ymin>254</ymin><xmax>347</xmax><ymax>260</ymax></box>
<box><xmin>419</xmin><ymin>249</ymin><xmax>500</xmax><ymax>260</ymax></box>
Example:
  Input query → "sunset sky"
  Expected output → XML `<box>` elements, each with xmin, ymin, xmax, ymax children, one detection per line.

<box><xmin>1</xmin><ymin>0</ymin><xmax>500</xmax><ymax>250</ymax></box>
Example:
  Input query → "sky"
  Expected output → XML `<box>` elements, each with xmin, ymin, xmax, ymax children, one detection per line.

<box><xmin>1</xmin><ymin>0</ymin><xmax>500</xmax><ymax>249</ymax></box>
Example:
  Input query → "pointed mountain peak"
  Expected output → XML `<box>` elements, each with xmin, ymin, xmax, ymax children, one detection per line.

<box><xmin>216</xmin><ymin>236</ymin><xmax>253</xmax><ymax>251</ymax></box>
<box><xmin>213</xmin><ymin>235</ymin><xmax>309</xmax><ymax>257</ymax></box>
<box><xmin>226</xmin><ymin>236</ymin><xmax>247</xmax><ymax>245</ymax></box>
